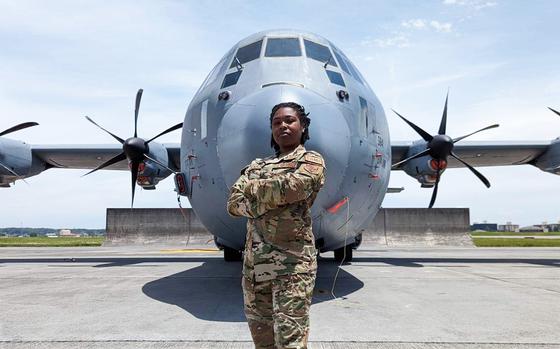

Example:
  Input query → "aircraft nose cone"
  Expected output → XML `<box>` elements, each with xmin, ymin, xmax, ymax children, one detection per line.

<box><xmin>217</xmin><ymin>85</ymin><xmax>351</xmax><ymax>211</ymax></box>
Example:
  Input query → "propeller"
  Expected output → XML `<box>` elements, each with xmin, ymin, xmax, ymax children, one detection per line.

<box><xmin>83</xmin><ymin>89</ymin><xmax>183</xmax><ymax>207</ymax></box>
<box><xmin>0</xmin><ymin>122</ymin><xmax>39</xmax><ymax>182</ymax></box>
<box><xmin>392</xmin><ymin>93</ymin><xmax>499</xmax><ymax>208</ymax></box>
<box><xmin>549</xmin><ymin>107</ymin><xmax>560</xmax><ymax>117</ymax></box>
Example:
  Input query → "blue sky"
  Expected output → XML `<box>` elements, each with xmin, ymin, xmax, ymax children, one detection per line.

<box><xmin>1</xmin><ymin>0</ymin><xmax>559</xmax><ymax>228</ymax></box>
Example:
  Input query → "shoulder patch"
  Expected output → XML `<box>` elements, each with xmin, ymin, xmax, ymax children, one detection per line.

<box><xmin>303</xmin><ymin>152</ymin><xmax>324</xmax><ymax>166</ymax></box>
<box><xmin>302</xmin><ymin>163</ymin><xmax>322</xmax><ymax>175</ymax></box>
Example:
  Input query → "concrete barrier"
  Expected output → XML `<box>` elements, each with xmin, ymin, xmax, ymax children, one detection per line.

<box><xmin>104</xmin><ymin>208</ymin><xmax>213</xmax><ymax>246</ymax></box>
<box><xmin>104</xmin><ymin>207</ymin><xmax>473</xmax><ymax>247</ymax></box>
<box><xmin>365</xmin><ymin>208</ymin><xmax>473</xmax><ymax>247</ymax></box>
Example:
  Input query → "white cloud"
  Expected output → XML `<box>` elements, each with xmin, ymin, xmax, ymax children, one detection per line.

<box><xmin>430</xmin><ymin>20</ymin><xmax>453</xmax><ymax>32</ymax></box>
<box><xmin>442</xmin><ymin>0</ymin><xmax>498</xmax><ymax>10</ymax></box>
<box><xmin>372</xmin><ymin>34</ymin><xmax>410</xmax><ymax>48</ymax></box>
<box><xmin>401</xmin><ymin>19</ymin><xmax>427</xmax><ymax>29</ymax></box>
<box><xmin>401</xmin><ymin>18</ymin><xmax>453</xmax><ymax>33</ymax></box>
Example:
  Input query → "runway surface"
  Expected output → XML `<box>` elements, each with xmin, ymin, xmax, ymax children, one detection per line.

<box><xmin>1</xmin><ymin>245</ymin><xmax>559</xmax><ymax>348</ymax></box>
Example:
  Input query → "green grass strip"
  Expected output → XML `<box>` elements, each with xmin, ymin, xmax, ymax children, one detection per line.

<box><xmin>0</xmin><ymin>237</ymin><xmax>104</xmax><ymax>247</ymax></box>
<box><xmin>471</xmin><ymin>231</ymin><xmax>560</xmax><ymax>236</ymax></box>
<box><xmin>473</xmin><ymin>238</ymin><xmax>560</xmax><ymax>247</ymax></box>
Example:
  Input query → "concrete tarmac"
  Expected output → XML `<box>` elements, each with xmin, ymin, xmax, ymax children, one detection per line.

<box><xmin>1</xmin><ymin>245</ymin><xmax>559</xmax><ymax>349</ymax></box>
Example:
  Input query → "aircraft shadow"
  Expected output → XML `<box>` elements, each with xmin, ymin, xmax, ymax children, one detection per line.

<box><xmin>141</xmin><ymin>258</ymin><xmax>364</xmax><ymax>322</ymax></box>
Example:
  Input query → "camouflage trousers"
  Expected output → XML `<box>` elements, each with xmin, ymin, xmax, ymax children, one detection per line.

<box><xmin>242</xmin><ymin>272</ymin><xmax>316</xmax><ymax>349</ymax></box>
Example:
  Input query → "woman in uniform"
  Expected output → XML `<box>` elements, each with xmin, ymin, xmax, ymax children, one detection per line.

<box><xmin>227</xmin><ymin>102</ymin><xmax>325</xmax><ymax>349</ymax></box>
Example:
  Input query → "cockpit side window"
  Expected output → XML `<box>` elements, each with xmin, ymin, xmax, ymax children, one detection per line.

<box><xmin>221</xmin><ymin>70</ymin><xmax>242</xmax><ymax>89</ymax></box>
<box><xmin>332</xmin><ymin>45</ymin><xmax>364</xmax><ymax>84</ymax></box>
<box><xmin>229</xmin><ymin>40</ymin><xmax>263</xmax><ymax>68</ymax></box>
<box><xmin>332</xmin><ymin>48</ymin><xmax>351</xmax><ymax>75</ymax></box>
<box><xmin>265</xmin><ymin>38</ymin><xmax>301</xmax><ymax>57</ymax></box>
<box><xmin>326</xmin><ymin>70</ymin><xmax>345</xmax><ymax>87</ymax></box>
<box><xmin>304</xmin><ymin>39</ymin><xmax>337</xmax><ymax>67</ymax></box>
<box><xmin>346</xmin><ymin>59</ymin><xmax>364</xmax><ymax>84</ymax></box>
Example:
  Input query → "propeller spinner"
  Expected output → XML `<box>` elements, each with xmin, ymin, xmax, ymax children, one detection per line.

<box><xmin>392</xmin><ymin>93</ymin><xmax>499</xmax><ymax>208</ymax></box>
<box><xmin>0</xmin><ymin>121</ymin><xmax>39</xmax><ymax>180</ymax></box>
<box><xmin>84</xmin><ymin>89</ymin><xmax>183</xmax><ymax>207</ymax></box>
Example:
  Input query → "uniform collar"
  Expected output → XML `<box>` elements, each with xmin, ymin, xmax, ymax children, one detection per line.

<box><xmin>278</xmin><ymin>144</ymin><xmax>305</xmax><ymax>161</ymax></box>
<box><xmin>266</xmin><ymin>144</ymin><xmax>305</xmax><ymax>164</ymax></box>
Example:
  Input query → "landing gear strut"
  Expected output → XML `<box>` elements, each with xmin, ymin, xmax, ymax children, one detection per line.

<box><xmin>334</xmin><ymin>244</ymin><xmax>353</xmax><ymax>263</ymax></box>
<box><xmin>223</xmin><ymin>246</ymin><xmax>242</xmax><ymax>262</ymax></box>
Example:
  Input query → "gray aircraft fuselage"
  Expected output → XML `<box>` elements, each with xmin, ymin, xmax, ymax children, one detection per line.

<box><xmin>180</xmin><ymin>30</ymin><xmax>390</xmax><ymax>251</ymax></box>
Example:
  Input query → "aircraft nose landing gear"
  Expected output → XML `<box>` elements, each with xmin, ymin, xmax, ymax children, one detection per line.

<box><xmin>224</xmin><ymin>246</ymin><xmax>243</xmax><ymax>262</ymax></box>
<box><xmin>333</xmin><ymin>233</ymin><xmax>361</xmax><ymax>263</ymax></box>
<box><xmin>334</xmin><ymin>245</ymin><xmax>353</xmax><ymax>263</ymax></box>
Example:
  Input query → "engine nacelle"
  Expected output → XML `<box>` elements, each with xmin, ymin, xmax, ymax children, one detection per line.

<box><xmin>0</xmin><ymin>138</ymin><xmax>45</xmax><ymax>186</ymax></box>
<box><xmin>135</xmin><ymin>142</ymin><xmax>173</xmax><ymax>189</ymax></box>
<box><xmin>400</xmin><ymin>141</ymin><xmax>447</xmax><ymax>188</ymax></box>
<box><xmin>534</xmin><ymin>138</ymin><xmax>560</xmax><ymax>175</ymax></box>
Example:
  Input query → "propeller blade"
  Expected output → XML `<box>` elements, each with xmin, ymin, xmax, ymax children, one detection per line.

<box><xmin>145</xmin><ymin>122</ymin><xmax>183</xmax><ymax>144</ymax></box>
<box><xmin>438</xmin><ymin>92</ymin><xmax>449</xmax><ymax>135</ymax></box>
<box><xmin>143</xmin><ymin>154</ymin><xmax>176</xmax><ymax>173</ymax></box>
<box><xmin>134</xmin><ymin>89</ymin><xmax>143</xmax><ymax>138</ymax></box>
<box><xmin>549</xmin><ymin>107</ymin><xmax>560</xmax><ymax>117</ymax></box>
<box><xmin>0</xmin><ymin>122</ymin><xmax>39</xmax><ymax>137</ymax></box>
<box><xmin>450</xmin><ymin>152</ymin><xmax>491</xmax><ymax>188</ymax></box>
<box><xmin>452</xmin><ymin>124</ymin><xmax>499</xmax><ymax>143</ymax></box>
<box><xmin>85</xmin><ymin>116</ymin><xmax>125</xmax><ymax>144</ymax></box>
<box><xmin>392</xmin><ymin>148</ymin><xmax>431</xmax><ymax>168</ymax></box>
<box><xmin>392</xmin><ymin>109</ymin><xmax>433</xmax><ymax>142</ymax></box>
<box><xmin>0</xmin><ymin>161</ymin><xmax>29</xmax><ymax>184</ymax></box>
<box><xmin>428</xmin><ymin>168</ymin><xmax>441</xmax><ymax>208</ymax></box>
<box><xmin>82</xmin><ymin>152</ymin><xmax>127</xmax><ymax>177</ymax></box>
<box><xmin>130</xmin><ymin>161</ymin><xmax>140</xmax><ymax>208</ymax></box>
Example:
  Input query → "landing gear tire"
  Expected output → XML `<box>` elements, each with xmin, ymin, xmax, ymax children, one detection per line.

<box><xmin>334</xmin><ymin>245</ymin><xmax>353</xmax><ymax>263</ymax></box>
<box><xmin>224</xmin><ymin>246</ymin><xmax>242</xmax><ymax>262</ymax></box>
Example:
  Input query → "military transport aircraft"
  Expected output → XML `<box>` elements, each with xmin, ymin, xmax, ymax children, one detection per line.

<box><xmin>1</xmin><ymin>30</ymin><xmax>559</xmax><ymax>262</ymax></box>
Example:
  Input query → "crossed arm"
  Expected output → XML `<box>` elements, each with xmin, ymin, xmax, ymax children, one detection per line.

<box><xmin>227</xmin><ymin>160</ymin><xmax>324</xmax><ymax>219</ymax></box>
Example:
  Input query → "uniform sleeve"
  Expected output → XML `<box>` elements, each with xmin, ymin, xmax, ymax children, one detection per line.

<box><xmin>227</xmin><ymin>161</ymin><xmax>269</xmax><ymax>218</ymax></box>
<box><xmin>227</xmin><ymin>171</ymin><xmax>256</xmax><ymax>218</ymax></box>
<box><xmin>244</xmin><ymin>152</ymin><xmax>325</xmax><ymax>210</ymax></box>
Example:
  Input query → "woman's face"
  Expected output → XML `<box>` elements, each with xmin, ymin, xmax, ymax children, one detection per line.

<box><xmin>271</xmin><ymin>107</ymin><xmax>304</xmax><ymax>153</ymax></box>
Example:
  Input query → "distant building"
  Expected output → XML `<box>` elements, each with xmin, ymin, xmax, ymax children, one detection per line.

<box><xmin>498</xmin><ymin>222</ymin><xmax>520</xmax><ymax>232</ymax></box>
<box><xmin>58</xmin><ymin>229</ymin><xmax>80</xmax><ymax>237</ymax></box>
<box><xmin>520</xmin><ymin>225</ymin><xmax>545</xmax><ymax>232</ymax></box>
<box><xmin>471</xmin><ymin>223</ymin><xmax>498</xmax><ymax>231</ymax></box>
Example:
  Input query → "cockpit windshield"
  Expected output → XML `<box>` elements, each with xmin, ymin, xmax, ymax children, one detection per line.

<box><xmin>265</xmin><ymin>38</ymin><xmax>301</xmax><ymax>57</ymax></box>
<box><xmin>230</xmin><ymin>40</ymin><xmax>263</xmax><ymax>68</ymax></box>
<box><xmin>304</xmin><ymin>39</ymin><xmax>337</xmax><ymax>67</ymax></box>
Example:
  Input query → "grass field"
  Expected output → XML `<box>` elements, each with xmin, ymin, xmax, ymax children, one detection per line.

<box><xmin>2</xmin><ymin>235</ymin><xmax>559</xmax><ymax>248</ymax></box>
<box><xmin>472</xmin><ymin>237</ymin><xmax>560</xmax><ymax>247</ymax></box>
<box><xmin>471</xmin><ymin>231</ymin><xmax>560</xmax><ymax>236</ymax></box>
<box><xmin>0</xmin><ymin>237</ymin><xmax>104</xmax><ymax>247</ymax></box>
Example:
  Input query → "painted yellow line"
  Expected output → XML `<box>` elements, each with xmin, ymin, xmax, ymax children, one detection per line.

<box><xmin>160</xmin><ymin>248</ymin><xmax>220</xmax><ymax>254</ymax></box>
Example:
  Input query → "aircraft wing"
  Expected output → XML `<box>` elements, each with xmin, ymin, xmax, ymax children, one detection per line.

<box><xmin>0</xmin><ymin>140</ymin><xmax>181</xmax><ymax>187</ymax></box>
<box><xmin>391</xmin><ymin>140</ymin><xmax>553</xmax><ymax>169</ymax></box>
<box><xmin>31</xmin><ymin>143</ymin><xmax>182</xmax><ymax>171</ymax></box>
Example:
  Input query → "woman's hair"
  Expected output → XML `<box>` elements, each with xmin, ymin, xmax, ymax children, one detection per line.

<box><xmin>269</xmin><ymin>102</ymin><xmax>311</xmax><ymax>154</ymax></box>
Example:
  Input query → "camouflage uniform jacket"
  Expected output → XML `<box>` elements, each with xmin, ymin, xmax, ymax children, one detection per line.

<box><xmin>227</xmin><ymin>145</ymin><xmax>325</xmax><ymax>282</ymax></box>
